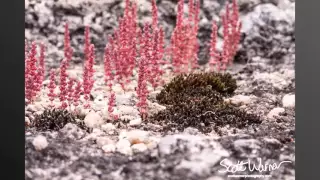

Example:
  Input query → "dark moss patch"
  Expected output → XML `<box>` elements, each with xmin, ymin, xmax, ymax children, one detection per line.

<box><xmin>156</xmin><ymin>72</ymin><xmax>237</xmax><ymax>105</ymax></box>
<box><xmin>150</xmin><ymin>72</ymin><xmax>261</xmax><ymax>134</ymax></box>
<box><xmin>148</xmin><ymin>97</ymin><xmax>261</xmax><ymax>134</ymax></box>
<box><xmin>32</xmin><ymin>109</ymin><xmax>91</xmax><ymax>132</ymax></box>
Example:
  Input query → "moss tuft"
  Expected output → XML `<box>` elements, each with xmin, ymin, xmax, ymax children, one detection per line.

<box><xmin>32</xmin><ymin>109</ymin><xmax>91</xmax><ymax>132</ymax></box>
<box><xmin>149</xmin><ymin>72</ymin><xmax>261</xmax><ymax>134</ymax></box>
<box><xmin>156</xmin><ymin>72</ymin><xmax>237</xmax><ymax>105</ymax></box>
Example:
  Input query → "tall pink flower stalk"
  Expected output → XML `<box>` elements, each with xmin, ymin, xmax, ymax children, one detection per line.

<box><xmin>83</xmin><ymin>44</ymin><xmax>95</xmax><ymax>108</ymax></box>
<box><xmin>73</xmin><ymin>80</ymin><xmax>82</xmax><ymax>110</ymax></box>
<box><xmin>104</xmin><ymin>39</ymin><xmax>114</xmax><ymax>91</ymax></box>
<box><xmin>48</xmin><ymin>69</ymin><xmax>57</xmax><ymax>108</ymax></box>
<box><xmin>106</xmin><ymin>0</ymin><xmax>138</xmax><ymax>92</ymax></box>
<box><xmin>59</xmin><ymin>59</ymin><xmax>68</xmax><ymax>109</ymax></box>
<box><xmin>67</xmin><ymin>78</ymin><xmax>75</xmax><ymax>108</ymax></box>
<box><xmin>64</xmin><ymin>22</ymin><xmax>73</xmax><ymax>64</ymax></box>
<box><xmin>108</xmin><ymin>91</ymin><xmax>118</xmax><ymax>120</ymax></box>
<box><xmin>170</xmin><ymin>0</ymin><xmax>200</xmax><ymax>74</ymax></box>
<box><xmin>35</xmin><ymin>43</ymin><xmax>45</xmax><ymax>93</ymax></box>
<box><xmin>136</xmin><ymin>23</ymin><xmax>151</xmax><ymax>119</ymax></box>
<box><xmin>209</xmin><ymin>0</ymin><xmax>241</xmax><ymax>72</ymax></box>
<box><xmin>25</xmin><ymin>42</ymin><xmax>38</xmax><ymax>103</ymax></box>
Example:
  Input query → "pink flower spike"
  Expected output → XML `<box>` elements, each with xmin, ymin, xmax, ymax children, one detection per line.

<box><xmin>64</xmin><ymin>22</ymin><xmax>73</xmax><ymax>63</ymax></box>
<box><xmin>151</xmin><ymin>0</ymin><xmax>158</xmax><ymax>30</ymax></box>
<box><xmin>59</xmin><ymin>59</ymin><xmax>68</xmax><ymax>109</ymax></box>
<box><xmin>73</xmin><ymin>80</ymin><xmax>82</xmax><ymax>108</ymax></box>
<box><xmin>48</xmin><ymin>69</ymin><xmax>57</xmax><ymax>108</ymax></box>
<box><xmin>25</xmin><ymin>42</ymin><xmax>38</xmax><ymax>103</ymax></box>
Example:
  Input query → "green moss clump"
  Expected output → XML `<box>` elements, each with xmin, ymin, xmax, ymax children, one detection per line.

<box><xmin>156</xmin><ymin>72</ymin><xmax>237</xmax><ymax>105</ymax></box>
<box><xmin>149</xmin><ymin>72</ymin><xmax>261</xmax><ymax>134</ymax></box>
<box><xmin>32</xmin><ymin>109</ymin><xmax>90</xmax><ymax>132</ymax></box>
<box><xmin>149</xmin><ymin>96</ymin><xmax>261</xmax><ymax>133</ymax></box>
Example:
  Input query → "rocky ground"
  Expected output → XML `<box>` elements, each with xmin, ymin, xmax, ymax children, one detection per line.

<box><xmin>25</xmin><ymin>0</ymin><xmax>295</xmax><ymax>180</ymax></box>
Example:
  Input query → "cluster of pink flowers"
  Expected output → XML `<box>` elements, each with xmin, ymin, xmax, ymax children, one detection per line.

<box><xmin>83</xmin><ymin>44</ymin><xmax>95</xmax><ymax>109</ymax></box>
<box><xmin>25</xmin><ymin>0</ymin><xmax>242</xmax><ymax>120</ymax></box>
<box><xmin>25</xmin><ymin>41</ymin><xmax>45</xmax><ymax>104</ymax></box>
<box><xmin>170</xmin><ymin>0</ymin><xmax>200</xmax><ymax>74</ymax></box>
<box><xmin>47</xmin><ymin>69</ymin><xmax>56</xmax><ymax>108</ymax></box>
<box><xmin>64</xmin><ymin>23</ymin><xmax>73</xmax><ymax>63</ymax></box>
<box><xmin>103</xmin><ymin>0</ymin><xmax>139</xmax><ymax>92</ymax></box>
<box><xmin>209</xmin><ymin>0</ymin><xmax>242</xmax><ymax>72</ymax></box>
<box><xmin>26</xmin><ymin>23</ymin><xmax>87</xmax><ymax>113</ymax></box>
<box><xmin>59</xmin><ymin>59</ymin><xmax>69</xmax><ymax>109</ymax></box>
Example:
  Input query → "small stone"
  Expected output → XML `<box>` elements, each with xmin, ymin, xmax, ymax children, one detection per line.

<box><xmin>146</xmin><ymin>137</ymin><xmax>160</xmax><ymax>149</ymax></box>
<box><xmin>26</xmin><ymin>132</ymin><xmax>32</xmax><ymax>136</ymax></box>
<box><xmin>131</xmin><ymin>143</ymin><xmax>148</xmax><ymax>153</ymax></box>
<box><xmin>112</xmin><ymin>84</ymin><xmax>124</xmax><ymax>94</ymax></box>
<box><xmin>83</xmin><ymin>128</ymin><xmax>104</xmax><ymax>141</ymax></box>
<box><xmin>148</xmin><ymin>90</ymin><xmax>161</xmax><ymax>100</ymax></box>
<box><xmin>92</xmin><ymin>128</ymin><xmax>104</xmax><ymax>135</ymax></box>
<box><xmin>227</xmin><ymin>95</ymin><xmax>254</xmax><ymax>106</ymax></box>
<box><xmin>59</xmin><ymin>123</ymin><xmax>86</xmax><ymax>140</ymax></box>
<box><xmin>129</xmin><ymin>118</ymin><xmax>142</xmax><ymax>126</ymax></box>
<box><xmin>127</xmin><ymin>130</ymin><xmax>149</xmax><ymax>145</ymax></box>
<box><xmin>116</xmin><ymin>139</ymin><xmax>132</xmax><ymax>155</ymax></box>
<box><xmin>26</xmin><ymin>104</ymin><xmax>37</xmax><ymax>112</ymax></box>
<box><xmin>120</xmin><ymin>115</ymin><xmax>136</xmax><ymax>121</ymax></box>
<box><xmin>118</xmin><ymin>105</ymin><xmax>140</xmax><ymax>117</ymax></box>
<box><xmin>147</xmin><ymin>102</ymin><xmax>166</xmax><ymax>117</ymax></box>
<box><xmin>263</xmin><ymin>138</ymin><xmax>281</xmax><ymax>145</ymax></box>
<box><xmin>96</xmin><ymin>137</ymin><xmax>114</xmax><ymax>148</ymax></box>
<box><xmin>116</xmin><ymin>139</ymin><xmax>131</xmax><ymax>149</ymax></box>
<box><xmin>84</xmin><ymin>111</ymin><xmax>104</xmax><ymax>128</ymax></box>
<box><xmin>32</xmin><ymin>135</ymin><xmax>48</xmax><ymax>151</ymax></box>
<box><xmin>92</xmin><ymin>101</ymin><xmax>106</xmax><ymax>111</ymax></box>
<box><xmin>267</xmin><ymin>107</ymin><xmax>285</xmax><ymax>119</ymax></box>
<box><xmin>115</xmin><ymin>92</ymin><xmax>135</xmax><ymax>106</ymax></box>
<box><xmin>101</xmin><ymin>123</ymin><xmax>116</xmax><ymax>132</ymax></box>
<box><xmin>118</xmin><ymin>131</ymin><xmax>128</xmax><ymax>140</ymax></box>
<box><xmin>102</xmin><ymin>144</ymin><xmax>116</xmax><ymax>153</ymax></box>
<box><xmin>118</xmin><ymin>146</ymin><xmax>132</xmax><ymax>156</ymax></box>
<box><xmin>282</xmin><ymin>94</ymin><xmax>295</xmax><ymax>108</ymax></box>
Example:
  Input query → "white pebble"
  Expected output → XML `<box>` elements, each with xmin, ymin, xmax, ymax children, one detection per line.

<box><xmin>26</xmin><ymin>104</ymin><xmax>37</xmax><ymax>112</ymax></box>
<box><xmin>101</xmin><ymin>123</ymin><xmax>116</xmax><ymax>132</ymax></box>
<box><xmin>227</xmin><ymin>95</ymin><xmax>254</xmax><ymax>106</ymax></box>
<box><xmin>131</xmin><ymin>143</ymin><xmax>148</xmax><ymax>153</ymax></box>
<box><xmin>84</xmin><ymin>111</ymin><xmax>104</xmax><ymax>128</ymax></box>
<box><xmin>129</xmin><ymin>118</ymin><xmax>142</xmax><ymax>126</ymax></box>
<box><xmin>32</xmin><ymin>135</ymin><xmax>48</xmax><ymax>151</ymax></box>
<box><xmin>267</xmin><ymin>107</ymin><xmax>285</xmax><ymax>119</ymax></box>
<box><xmin>118</xmin><ymin>146</ymin><xmax>132</xmax><ymax>156</ymax></box>
<box><xmin>282</xmin><ymin>94</ymin><xmax>295</xmax><ymax>108</ymax></box>
<box><xmin>96</xmin><ymin>137</ymin><xmax>113</xmax><ymax>148</ymax></box>
<box><xmin>102</xmin><ymin>144</ymin><xmax>116</xmax><ymax>153</ymax></box>
<box><xmin>118</xmin><ymin>131</ymin><xmax>128</xmax><ymax>140</ymax></box>
<box><xmin>116</xmin><ymin>139</ymin><xmax>132</xmax><ymax>156</ymax></box>
<box><xmin>127</xmin><ymin>130</ymin><xmax>149</xmax><ymax>145</ymax></box>
<box><xmin>117</xmin><ymin>105</ymin><xmax>140</xmax><ymax>117</ymax></box>
<box><xmin>120</xmin><ymin>115</ymin><xmax>136</xmax><ymax>121</ymax></box>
